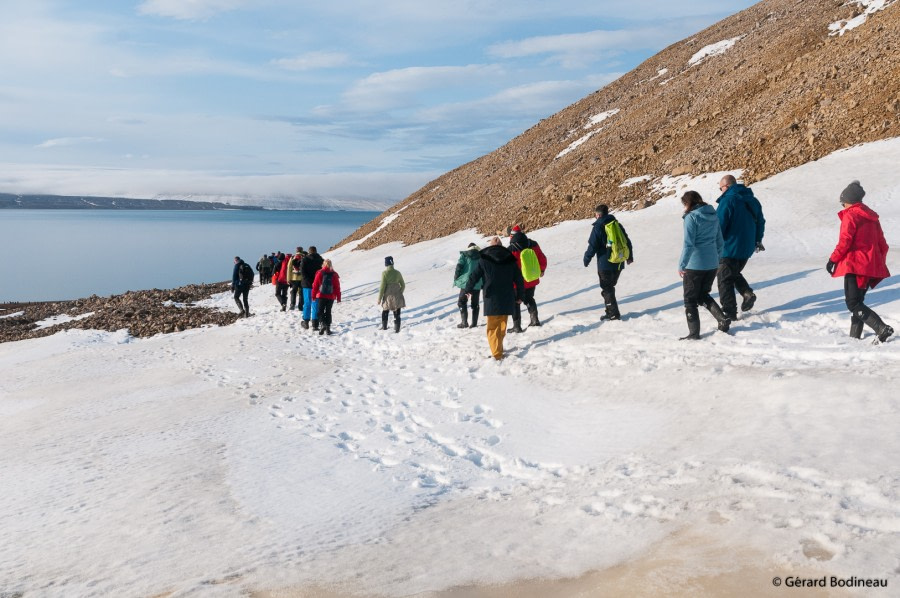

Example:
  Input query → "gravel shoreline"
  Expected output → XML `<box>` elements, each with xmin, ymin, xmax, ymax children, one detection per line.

<box><xmin>0</xmin><ymin>281</ymin><xmax>238</xmax><ymax>344</ymax></box>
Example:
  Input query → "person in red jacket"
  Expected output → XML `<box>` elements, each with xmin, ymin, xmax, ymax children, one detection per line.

<box><xmin>273</xmin><ymin>251</ymin><xmax>290</xmax><ymax>311</ymax></box>
<box><xmin>507</xmin><ymin>226</ymin><xmax>548</xmax><ymax>332</ymax></box>
<box><xmin>311</xmin><ymin>258</ymin><xmax>341</xmax><ymax>336</ymax></box>
<box><xmin>826</xmin><ymin>181</ymin><xmax>893</xmax><ymax>342</ymax></box>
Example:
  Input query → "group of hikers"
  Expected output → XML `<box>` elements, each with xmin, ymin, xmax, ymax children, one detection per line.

<box><xmin>231</xmin><ymin>176</ymin><xmax>893</xmax><ymax>359</ymax></box>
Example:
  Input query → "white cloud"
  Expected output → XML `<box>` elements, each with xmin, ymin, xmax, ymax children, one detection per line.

<box><xmin>272</xmin><ymin>51</ymin><xmax>354</xmax><ymax>71</ymax></box>
<box><xmin>36</xmin><ymin>137</ymin><xmax>105</xmax><ymax>149</ymax></box>
<box><xmin>341</xmin><ymin>65</ymin><xmax>503</xmax><ymax>111</ymax></box>
<box><xmin>416</xmin><ymin>74</ymin><xmax>622</xmax><ymax>123</ymax></box>
<box><xmin>0</xmin><ymin>163</ymin><xmax>431</xmax><ymax>209</ymax></box>
<box><xmin>137</xmin><ymin>0</ymin><xmax>251</xmax><ymax>20</ymax></box>
<box><xmin>490</xmin><ymin>27</ymin><xmax>671</xmax><ymax>61</ymax></box>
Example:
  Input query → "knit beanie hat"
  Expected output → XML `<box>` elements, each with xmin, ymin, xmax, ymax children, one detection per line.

<box><xmin>467</xmin><ymin>242</ymin><xmax>479</xmax><ymax>250</ymax></box>
<box><xmin>384</xmin><ymin>256</ymin><xmax>394</xmax><ymax>266</ymax></box>
<box><xmin>840</xmin><ymin>180</ymin><xmax>865</xmax><ymax>205</ymax></box>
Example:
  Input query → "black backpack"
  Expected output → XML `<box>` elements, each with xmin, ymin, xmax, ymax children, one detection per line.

<box><xmin>319</xmin><ymin>272</ymin><xmax>334</xmax><ymax>295</ymax></box>
<box><xmin>238</xmin><ymin>262</ymin><xmax>254</xmax><ymax>286</ymax></box>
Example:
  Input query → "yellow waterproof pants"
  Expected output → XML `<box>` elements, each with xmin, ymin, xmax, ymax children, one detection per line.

<box><xmin>486</xmin><ymin>315</ymin><xmax>508</xmax><ymax>360</ymax></box>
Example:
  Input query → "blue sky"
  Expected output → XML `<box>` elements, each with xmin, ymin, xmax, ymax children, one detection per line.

<box><xmin>0</xmin><ymin>0</ymin><xmax>755</xmax><ymax>208</ymax></box>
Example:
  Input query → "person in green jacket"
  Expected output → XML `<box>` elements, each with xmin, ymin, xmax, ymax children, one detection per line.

<box><xmin>378</xmin><ymin>256</ymin><xmax>406</xmax><ymax>333</ymax></box>
<box><xmin>453</xmin><ymin>243</ymin><xmax>483</xmax><ymax>328</ymax></box>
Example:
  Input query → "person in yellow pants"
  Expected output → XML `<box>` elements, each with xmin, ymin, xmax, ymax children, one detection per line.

<box><xmin>464</xmin><ymin>237</ymin><xmax>524</xmax><ymax>360</ymax></box>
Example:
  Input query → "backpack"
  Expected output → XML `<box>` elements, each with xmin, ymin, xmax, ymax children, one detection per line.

<box><xmin>319</xmin><ymin>271</ymin><xmax>334</xmax><ymax>295</ymax></box>
<box><xmin>520</xmin><ymin>247</ymin><xmax>542</xmax><ymax>283</ymax></box>
<box><xmin>604</xmin><ymin>220</ymin><xmax>630</xmax><ymax>264</ymax></box>
<box><xmin>238</xmin><ymin>262</ymin><xmax>254</xmax><ymax>286</ymax></box>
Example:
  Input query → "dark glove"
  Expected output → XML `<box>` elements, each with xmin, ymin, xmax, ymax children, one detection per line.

<box><xmin>755</xmin><ymin>242</ymin><xmax>765</xmax><ymax>253</ymax></box>
<box><xmin>826</xmin><ymin>260</ymin><xmax>836</xmax><ymax>275</ymax></box>
<box><xmin>626</xmin><ymin>257</ymin><xmax>634</xmax><ymax>265</ymax></box>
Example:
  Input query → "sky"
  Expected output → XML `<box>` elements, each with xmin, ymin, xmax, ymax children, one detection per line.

<box><xmin>0</xmin><ymin>0</ymin><xmax>756</xmax><ymax>208</ymax></box>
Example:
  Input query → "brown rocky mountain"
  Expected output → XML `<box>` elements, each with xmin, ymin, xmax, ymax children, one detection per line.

<box><xmin>340</xmin><ymin>0</ymin><xmax>898</xmax><ymax>250</ymax></box>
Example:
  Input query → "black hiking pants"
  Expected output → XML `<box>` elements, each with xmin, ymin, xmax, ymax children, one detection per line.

<box><xmin>233</xmin><ymin>286</ymin><xmax>249</xmax><ymax>314</ymax></box>
<box><xmin>512</xmin><ymin>287</ymin><xmax>537</xmax><ymax>327</ymax></box>
<box><xmin>289</xmin><ymin>281</ymin><xmax>303</xmax><ymax>310</ymax></box>
<box><xmin>318</xmin><ymin>298</ymin><xmax>335</xmax><ymax>329</ymax></box>
<box><xmin>259</xmin><ymin>268</ymin><xmax>271</xmax><ymax>285</ymax></box>
<box><xmin>683</xmin><ymin>269</ymin><xmax>719</xmax><ymax>310</ymax></box>
<box><xmin>458</xmin><ymin>289</ymin><xmax>480</xmax><ymax>310</ymax></box>
<box><xmin>598</xmin><ymin>269</ymin><xmax>622</xmax><ymax>317</ymax></box>
<box><xmin>275</xmin><ymin>283</ymin><xmax>288</xmax><ymax>308</ymax></box>
<box><xmin>717</xmin><ymin>258</ymin><xmax>751</xmax><ymax>319</ymax></box>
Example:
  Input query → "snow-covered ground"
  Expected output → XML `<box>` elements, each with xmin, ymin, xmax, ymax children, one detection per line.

<box><xmin>2</xmin><ymin>139</ymin><xmax>899</xmax><ymax>597</ymax></box>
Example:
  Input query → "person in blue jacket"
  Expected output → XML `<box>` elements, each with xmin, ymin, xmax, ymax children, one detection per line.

<box><xmin>715</xmin><ymin>174</ymin><xmax>765</xmax><ymax>320</ymax></box>
<box><xmin>678</xmin><ymin>191</ymin><xmax>730</xmax><ymax>339</ymax></box>
<box><xmin>583</xmin><ymin>204</ymin><xmax>634</xmax><ymax>321</ymax></box>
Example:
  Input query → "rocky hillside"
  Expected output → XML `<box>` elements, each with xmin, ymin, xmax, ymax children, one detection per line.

<box><xmin>340</xmin><ymin>0</ymin><xmax>899</xmax><ymax>249</ymax></box>
<box><xmin>0</xmin><ymin>283</ymin><xmax>239</xmax><ymax>343</ymax></box>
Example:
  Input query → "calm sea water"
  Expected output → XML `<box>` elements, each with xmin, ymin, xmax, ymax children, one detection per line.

<box><xmin>0</xmin><ymin>210</ymin><xmax>379</xmax><ymax>302</ymax></box>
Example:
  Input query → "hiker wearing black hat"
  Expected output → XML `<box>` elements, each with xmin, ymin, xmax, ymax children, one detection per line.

<box><xmin>826</xmin><ymin>180</ymin><xmax>893</xmax><ymax>342</ymax></box>
<box><xmin>583</xmin><ymin>204</ymin><xmax>634</xmax><ymax>321</ymax></box>
<box><xmin>232</xmin><ymin>256</ymin><xmax>254</xmax><ymax>317</ymax></box>
<box><xmin>507</xmin><ymin>227</ymin><xmax>547</xmax><ymax>332</ymax></box>
<box><xmin>464</xmin><ymin>237</ymin><xmax>525</xmax><ymax>360</ymax></box>
<box><xmin>453</xmin><ymin>243</ymin><xmax>483</xmax><ymax>328</ymax></box>
<box><xmin>715</xmin><ymin>174</ymin><xmax>766</xmax><ymax>321</ymax></box>
<box><xmin>378</xmin><ymin>256</ymin><xmax>406</xmax><ymax>332</ymax></box>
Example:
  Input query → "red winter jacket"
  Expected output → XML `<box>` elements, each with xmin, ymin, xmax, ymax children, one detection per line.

<box><xmin>275</xmin><ymin>256</ymin><xmax>289</xmax><ymax>285</ymax></box>
<box><xmin>509</xmin><ymin>237</ymin><xmax>548</xmax><ymax>290</ymax></box>
<box><xmin>830</xmin><ymin>203</ymin><xmax>890</xmax><ymax>287</ymax></box>
<box><xmin>311</xmin><ymin>267</ymin><xmax>341</xmax><ymax>301</ymax></box>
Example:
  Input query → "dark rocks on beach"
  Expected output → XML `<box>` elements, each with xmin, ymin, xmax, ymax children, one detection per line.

<box><xmin>0</xmin><ymin>282</ymin><xmax>239</xmax><ymax>344</ymax></box>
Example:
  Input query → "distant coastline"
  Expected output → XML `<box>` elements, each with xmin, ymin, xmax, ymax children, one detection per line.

<box><xmin>0</xmin><ymin>193</ymin><xmax>265</xmax><ymax>211</ymax></box>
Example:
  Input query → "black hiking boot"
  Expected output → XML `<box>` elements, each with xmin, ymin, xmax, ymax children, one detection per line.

<box><xmin>706</xmin><ymin>300</ymin><xmax>731</xmax><ymax>333</ymax></box>
<box><xmin>394</xmin><ymin>317</ymin><xmax>400</xmax><ymax>333</ymax></box>
<box><xmin>680</xmin><ymin>307</ymin><xmax>701</xmax><ymax>340</ymax></box>
<box><xmin>469</xmin><ymin>307</ymin><xmax>479</xmax><ymax>328</ymax></box>
<box><xmin>381</xmin><ymin>312</ymin><xmax>389</xmax><ymax>330</ymax></box>
<box><xmin>850</xmin><ymin>317</ymin><xmax>864</xmax><ymax>339</ymax></box>
<box><xmin>318</xmin><ymin>326</ymin><xmax>326</xmax><ymax>336</ymax></box>
<box><xmin>457</xmin><ymin>308</ymin><xmax>468</xmax><ymax>329</ymax></box>
<box><xmin>509</xmin><ymin>322</ymin><xmax>525</xmax><ymax>333</ymax></box>
<box><xmin>312</xmin><ymin>319</ymin><xmax>319</xmax><ymax>331</ymax></box>
<box><xmin>326</xmin><ymin>325</ymin><xmax>333</xmax><ymax>336</ymax></box>
<box><xmin>740</xmin><ymin>292</ymin><xmax>756</xmax><ymax>312</ymax></box>
<box><xmin>301</xmin><ymin>320</ymin><xmax>309</xmax><ymax>330</ymax></box>
<box><xmin>528</xmin><ymin>311</ymin><xmax>541</xmax><ymax>327</ymax></box>
<box><xmin>859</xmin><ymin>308</ymin><xmax>894</xmax><ymax>343</ymax></box>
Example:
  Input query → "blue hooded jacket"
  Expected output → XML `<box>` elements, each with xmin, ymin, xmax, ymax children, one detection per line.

<box><xmin>716</xmin><ymin>183</ymin><xmax>765</xmax><ymax>259</ymax></box>
<box><xmin>679</xmin><ymin>204</ymin><xmax>723</xmax><ymax>271</ymax></box>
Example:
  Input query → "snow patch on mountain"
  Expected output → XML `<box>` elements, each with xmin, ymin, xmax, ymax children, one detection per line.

<box><xmin>688</xmin><ymin>36</ymin><xmax>745</xmax><ymax>66</ymax></box>
<box><xmin>829</xmin><ymin>0</ymin><xmax>897</xmax><ymax>36</ymax></box>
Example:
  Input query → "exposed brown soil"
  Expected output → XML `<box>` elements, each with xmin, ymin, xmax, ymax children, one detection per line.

<box><xmin>0</xmin><ymin>282</ymin><xmax>238</xmax><ymax>344</ymax></box>
<box><xmin>339</xmin><ymin>0</ymin><xmax>899</xmax><ymax>250</ymax></box>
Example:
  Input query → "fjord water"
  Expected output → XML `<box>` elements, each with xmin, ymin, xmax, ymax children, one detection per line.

<box><xmin>0</xmin><ymin>210</ymin><xmax>379</xmax><ymax>302</ymax></box>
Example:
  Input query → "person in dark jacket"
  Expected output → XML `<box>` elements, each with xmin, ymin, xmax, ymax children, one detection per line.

<box><xmin>311</xmin><ymin>259</ymin><xmax>341</xmax><ymax>336</ymax></box>
<box><xmin>678</xmin><ymin>191</ymin><xmax>730</xmax><ymax>340</ymax></box>
<box><xmin>300</xmin><ymin>246</ymin><xmax>325</xmax><ymax>330</ymax></box>
<box><xmin>507</xmin><ymin>226</ymin><xmax>547</xmax><ymax>332</ymax></box>
<box><xmin>453</xmin><ymin>243</ymin><xmax>483</xmax><ymax>328</ymax></box>
<box><xmin>464</xmin><ymin>237</ymin><xmax>525</xmax><ymax>360</ymax></box>
<box><xmin>583</xmin><ymin>204</ymin><xmax>634</xmax><ymax>321</ymax></box>
<box><xmin>826</xmin><ymin>181</ymin><xmax>893</xmax><ymax>342</ymax></box>
<box><xmin>232</xmin><ymin>256</ymin><xmax>252</xmax><ymax>317</ymax></box>
<box><xmin>715</xmin><ymin>175</ymin><xmax>766</xmax><ymax>320</ymax></box>
<box><xmin>256</xmin><ymin>254</ymin><xmax>273</xmax><ymax>285</ymax></box>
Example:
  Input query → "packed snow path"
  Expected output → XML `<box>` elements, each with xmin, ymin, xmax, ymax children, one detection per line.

<box><xmin>1</xmin><ymin>139</ymin><xmax>899</xmax><ymax>596</ymax></box>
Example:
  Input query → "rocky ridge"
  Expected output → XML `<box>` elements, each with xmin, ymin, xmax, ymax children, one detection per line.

<box><xmin>0</xmin><ymin>283</ymin><xmax>238</xmax><ymax>344</ymax></box>
<box><xmin>339</xmin><ymin>0</ymin><xmax>899</xmax><ymax>250</ymax></box>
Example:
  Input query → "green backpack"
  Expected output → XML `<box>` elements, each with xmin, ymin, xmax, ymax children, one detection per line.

<box><xmin>604</xmin><ymin>220</ymin><xmax>630</xmax><ymax>264</ymax></box>
<box><xmin>520</xmin><ymin>247</ymin><xmax>542</xmax><ymax>282</ymax></box>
